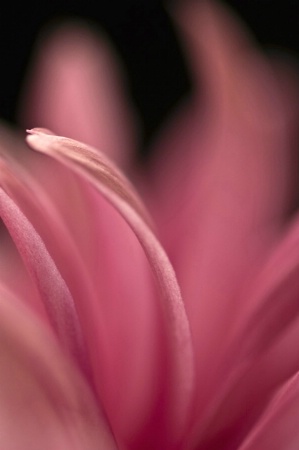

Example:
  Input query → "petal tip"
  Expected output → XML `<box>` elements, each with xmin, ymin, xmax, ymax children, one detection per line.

<box><xmin>26</xmin><ymin>127</ymin><xmax>55</xmax><ymax>136</ymax></box>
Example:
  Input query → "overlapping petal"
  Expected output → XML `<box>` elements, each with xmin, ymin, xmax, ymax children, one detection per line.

<box><xmin>0</xmin><ymin>125</ymin><xmax>163</xmax><ymax>445</ymax></box>
<box><xmin>0</xmin><ymin>1</ymin><xmax>298</xmax><ymax>448</ymax></box>
<box><xmin>239</xmin><ymin>372</ymin><xmax>299</xmax><ymax>450</ymax></box>
<box><xmin>26</xmin><ymin>128</ymin><xmax>195</xmax><ymax>447</ymax></box>
<box><xmin>0</xmin><ymin>185</ymin><xmax>87</xmax><ymax>370</ymax></box>
<box><xmin>189</xmin><ymin>211</ymin><xmax>299</xmax><ymax>448</ymax></box>
<box><xmin>0</xmin><ymin>287</ymin><xmax>117</xmax><ymax>450</ymax></box>
<box><xmin>148</xmin><ymin>2</ymin><xmax>299</xmax><ymax>439</ymax></box>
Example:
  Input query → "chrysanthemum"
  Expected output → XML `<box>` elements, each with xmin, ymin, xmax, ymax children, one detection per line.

<box><xmin>1</xmin><ymin>1</ymin><xmax>299</xmax><ymax>449</ymax></box>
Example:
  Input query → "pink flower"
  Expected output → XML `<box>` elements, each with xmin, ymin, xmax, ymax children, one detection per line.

<box><xmin>1</xmin><ymin>1</ymin><xmax>299</xmax><ymax>449</ymax></box>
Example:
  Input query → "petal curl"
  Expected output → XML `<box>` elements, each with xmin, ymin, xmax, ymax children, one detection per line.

<box><xmin>0</xmin><ymin>186</ymin><xmax>87</xmax><ymax>372</ymax></box>
<box><xmin>26</xmin><ymin>128</ymin><xmax>195</xmax><ymax>446</ymax></box>
<box><xmin>0</xmin><ymin>126</ymin><xmax>163</xmax><ymax>444</ymax></box>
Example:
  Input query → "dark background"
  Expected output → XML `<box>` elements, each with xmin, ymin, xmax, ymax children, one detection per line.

<box><xmin>0</xmin><ymin>0</ymin><xmax>298</xmax><ymax>151</ymax></box>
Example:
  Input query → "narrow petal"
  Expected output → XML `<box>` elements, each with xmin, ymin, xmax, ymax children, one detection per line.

<box><xmin>239</xmin><ymin>372</ymin><xmax>299</xmax><ymax>450</ymax></box>
<box><xmin>26</xmin><ymin>129</ymin><xmax>195</xmax><ymax>446</ymax></box>
<box><xmin>151</xmin><ymin>0</ymin><xmax>299</xmax><ymax>426</ymax></box>
<box><xmin>0</xmin><ymin>212</ymin><xmax>49</xmax><ymax>324</ymax></box>
<box><xmin>234</xmin><ymin>213</ymin><xmax>299</xmax><ymax>359</ymax></box>
<box><xmin>0</xmin><ymin>186</ymin><xmax>87</xmax><ymax>372</ymax></box>
<box><xmin>190</xmin><ymin>213</ymin><xmax>299</xmax><ymax>448</ymax></box>
<box><xmin>0</xmin><ymin>123</ymin><xmax>111</xmax><ymax>312</ymax></box>
<box><xmin>190</xmin><ymin>318</ymin><xmax>299</xmax><ymax>449</ymax></box>
<box><xmin>0</xmin><ymin>288</ymin><xmax>117</xmax><ymax>450</ymax></box>
<box><xmin>19</xmin><ymin>22</ymin><xmax>138</xmax><ymax>169</ymax></box>
<box><xmin>0</xmin><ymin>126</ymin><xmax>165</xmax><ymax>444</ymax></box>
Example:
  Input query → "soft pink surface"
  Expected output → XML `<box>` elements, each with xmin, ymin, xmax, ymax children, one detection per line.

<box><xmin>1</xmin><ymin>0</ymin><xmax>299</xmax><ymax>449</ymax></box>
<box><xmin>147</xmin><ymin>2</ymin><xmax>299</xmax><ymax>446</ymax></box>
<box><xmin>0</xmin><ymin>287</ymin><xmax>117</xmax><ymax>450</ymax></box>
<box><xmin>26</xmin><ymin>128</ymin><xmax>194</xmax><ymax>447</ymax></box>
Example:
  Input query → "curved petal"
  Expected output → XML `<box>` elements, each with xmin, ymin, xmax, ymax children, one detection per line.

<box><xmin>0</xmin><ymin>215</ymin><xmax>48</xmax><ymax>324</ymax></box>
<box><xmin>190</xmin><ymin>317</ymin><xmax>299</xmax><ymax>449</ymax></box>
<box><xmin>26</xmin><ymin>129</ymin><xmax>195</xmax><ymax>446</ymax></box>
<box><xmin>239</xmin><ymin>372</ymin><xmax>299</xmax><ymax>450</ymax></box>
<box><xmin>0</xmin><ymin>186</ymin><xmax>87</xmax><ymax>372</ymax></box>
<box><xmin>19</xmin><ymin>22</ymin><xmax>138</xmax><ymax>169</ymax></box>
<box><xmin>190</xmin><ymin>213</ymin><xmax>299</xmax><ymax>448</ymax></box>
<box><xmin>0</xmin><ymin>123</ymin><xmax>110</xmax><ymax>306</ymax></box>
<box><xmin>0</xmin><ymin>125</ymin><xmax>164</xmax><ymax>444</ymax></box>
<box><xmin>150</xmin><ymin>0</ymin><xmax>299</xmax><ymax>425</ymax></box>
<box><xmin>0</xmin><ymin>123</ymin><xmax>110</xmax><ymax>380</ymax></box>
<box><xmin>233</xmin><ymin>213</ymin><xmax>299</xmax><ymax>359</ymax></box>
<box><xmin>0</xmin><ymin>288</ymin><xmax>117</xmax><ymax>450</ymax></box>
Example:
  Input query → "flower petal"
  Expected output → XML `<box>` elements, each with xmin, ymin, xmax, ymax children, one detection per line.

<box><xmin>0</xmin><ymin>288</ymin><xmax>117</xmax><ymax>450</ymax></box>
<box><xmin>190</xmin><ymin>318</ymin><xmax>299</xmax><ymax>449</ymax></box>
<box><xmin>191</xmin><ymin>213</ymin><xmax>299</xmax><ymax>448</ymax></box>
<box><xmin>19</xmin><ymin>22</ymin><xmax>138</xmax><ymax>169</ymax></box>
<box><xmin>0</xmin><ymin>124</ymin><xmax>108</xmax><ymax>382</ymax></box>
<box><xmin>26</xmin><ymin>128</ymin><xmax>195</xmax><ymax>446</ymax></box>
<box><xmin>0</xmin><ymin>185</ymin><xmax>87</xmax><ymax>372</ymax></box>
<box><xmin>0</xmin><ymin>209</ymin><xmax>48</xmax><ymax>323</ymax></box>
<box><xmin>0</xmin><ymin>126</ymin><xmax>161</xmax><ymax>444</ymax></box>
<box><xmin>152</xmin><ymin>0</ymin><xmax>299</xmax><ymax>426</ymax></box>
<box><xmin>234</xmin><ymin>213</ymin><xmax>299</xmax><ymax>360</ymax></box>
<box><xmin>239</xmin><ymin>372</ymin><xmax>299</xmax><ymax>450</ymax></box>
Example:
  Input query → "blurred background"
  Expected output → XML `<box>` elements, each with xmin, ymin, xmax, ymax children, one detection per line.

<box><xmin>0</xmin><ymin>0</ymin><xmax>298</xmax><ymax>153</ymax></box>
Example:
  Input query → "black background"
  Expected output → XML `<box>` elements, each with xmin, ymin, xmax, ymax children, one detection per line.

<box><xmin>0</xmin><ymin>0</ymin><xmax>298</xmax><ymax>152</ymax></box>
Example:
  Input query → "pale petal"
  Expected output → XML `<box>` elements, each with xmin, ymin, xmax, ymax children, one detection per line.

<box><xmin>0</xmin><ymin>186</ymin><xmax>87</xmax><ymax>372</ymax></box>
<box><xmin>0</xmin><ymin>125</ymin><xmax>106</xmax><ymax>380</ymax></box>
<box><xmin>0</xmin><ymin>126</ymin><xmax>161</xmax><ymax>443</ymax></box>
<box><xmin>26</xmin><ymin>129</ymin><xmax>195</xmax><ymax>446</ymax></box>
<box><xmin>0</xmin><ymin>288</ymin><xmax>117</xmax><ymax>450</ymax></box>
<box><xmin>19</xmin><ymin>22</ymin><xmax>138</xmax><ymax>169</ymax></box>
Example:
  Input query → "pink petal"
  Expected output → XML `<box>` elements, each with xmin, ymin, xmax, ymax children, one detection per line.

<box><xmin>0</xmin><ymin>288</ymin><xmax>117</xmax><ymax>450</ymax></box>
<box><xmin>19</xmin><ymin>22</ymin><xmax>138</xmax><ymax>169</ymax></box>
<box><xmin>150</xmin><ymin>0</ymin><xmax>299</xmax><ymax>426</ymax></box>
<box><xmin>0</xmin><ymin>185</ymin><xmax>87</xmax><ymax>372</ymax></box>
<box><xmin>0</xmin><ymin>125</ymin><xmax>106</xmax><ymax>380</ymax></box>
<box><xmin>0</xmin><ymin>126</ymin><xmax>161</xmax><ymax>444</ymax></box>
<box><xmin>190</xmin><ymin>318</ymin><xmax>299</xmax><ymax>449</ymax></box>
<box><xmin>0</xmin><ymin>204</ymin><xmax>48</xmax><ymax>324</ymax></box>
<box><xmin>239</xmin><ymin>372</ymin><xmax>299</xmax><ymax>449</ymax></box>
<box><xmin>26</xmin><ymin>129</ymin><xmax>195</xmax><ymax>447</ymax></box>
<box><xmin>0</xmin><ymin>124</ymin><xmax>109</xmax><ymax>323</ymax></box>
<box><xmin>233</xmin><ymin>213</ymin><xmax>299</xmax><ymax>360</ymax></box>
<box><xmin>189</xmin><ymin>213</ymin><xmax>299</xmax><ymax>448</ymax></box>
